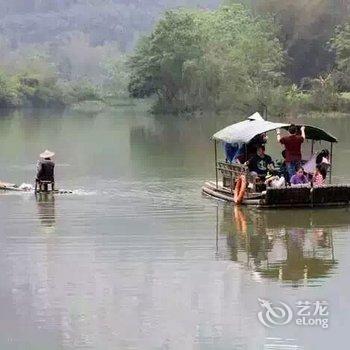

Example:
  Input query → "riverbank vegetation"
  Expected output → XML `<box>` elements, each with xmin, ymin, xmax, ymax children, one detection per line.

<box><xmin>1</xmin><ymin>0</ymin><xmax>350</xmax><ymax>115</ymax></box>
<box><xmin>129</xmin><ymin>0</ymin><xmax>350</xmax><ymax>115</ymax></box>
<box><xmin>0</xmin><ymin>0</ymin><xmax>218</xmax><ymax>109</ymax></box>
<box><xmin>0</xmin><ymin>36</ymin><xmax>128</xmax><ymax>108</ymax></box>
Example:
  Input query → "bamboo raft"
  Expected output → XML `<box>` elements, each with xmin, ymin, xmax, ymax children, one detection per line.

<box><xmin>202</xmin><ymin>113</ymin><xmax>350</xmax><ymax>209</ymax></box>
<box><xmin>202</xmin><ymin>181</ymin><xmax>350</xmax><ymax>208</ymax></box>
<box><xmin>0</xmin><ymin>182</ymin><xmax>72</xmax><ymax>194</ymax></box>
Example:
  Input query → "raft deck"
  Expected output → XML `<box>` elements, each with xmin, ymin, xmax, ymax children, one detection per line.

<box><xmin>202</xmin><ymin>181</ymin><xmax>350</xmax><ymax>208</ymax></box>
<box><xmin>0</xmin><ymin>184</ymin><xmax>72</xmax><ymax>194</ymax></box>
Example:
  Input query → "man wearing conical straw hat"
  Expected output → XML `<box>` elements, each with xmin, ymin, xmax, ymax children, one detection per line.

<box><xmin>35</xmin><ymin>150</ymin><xmax>55</xmax><ymax>192</ymax></box>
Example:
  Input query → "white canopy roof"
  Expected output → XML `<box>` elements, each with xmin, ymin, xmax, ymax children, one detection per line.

<box><xmin>212</xmin><ymin>113</ymin><xmax>289</xmax><ymax>144</ymax></box>
<box><xmin>212</xmin><ymin>112</ymin><xmax>338</xmax><ymax>144</ymax></box>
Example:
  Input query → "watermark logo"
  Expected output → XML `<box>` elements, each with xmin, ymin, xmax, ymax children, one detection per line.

<box><xmin>258</xmin><ymin>299</ymin><xmax>329</xmax><ymax>329</ymax></box>
<box><xmin>258</xmin><ymin>298</ymin><xmax>293</xmax><ymax>328</ymax></box>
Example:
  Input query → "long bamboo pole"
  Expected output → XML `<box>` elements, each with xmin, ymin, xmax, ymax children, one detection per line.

<box><xmin>330</xmin><ymin>142</ymin><xmax>333</xmax><ymax>184</ymax></box>
<box><xmin>214</xmin><ymin>140</ymin><xmax>218</xmax><ymax>189</ymax></box>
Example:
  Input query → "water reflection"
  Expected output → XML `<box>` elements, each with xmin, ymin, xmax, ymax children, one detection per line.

<box><xmin>1</xmin><ymin>109</ymin><xmax>350</xmax><ymax>349</ymax></box>
<box><xmin>129</xmin><ymin>117</ymin><xmax>222</xmax><ymax>178</ymax></box>
<box><xmin>35</xmin><ymin>193</ymin><xmax>56</xmax><ymax>232</ymax></box>
<box><xmin>219</xmin><ymin>206</ymin><xmax>347</xmax><ymax>286</ymax></box>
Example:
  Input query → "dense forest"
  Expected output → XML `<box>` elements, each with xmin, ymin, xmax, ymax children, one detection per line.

<box><xmin>1</xmin><ymin>0</ymin><xmax>350</xmax><ymax>115</ymax></box>
<box><xmin>129</xmin><ymin>0</ymin><xmax>350</xmax><ymax>114</ymax></box>
<box><xmin>0</xmin><ymin>0</ymin><xmax>219</xmax><ymax>108</ymax></box>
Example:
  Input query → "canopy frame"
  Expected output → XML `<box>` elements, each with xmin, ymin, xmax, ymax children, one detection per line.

<box><xmin>212</xmin><ymin>112</ymin><xmax>338</xmax><ymax>145</ymax></box>
<box><xmin>211</xmin><ymin>113</ymin><xmax>338</xmax><ymax>188</ymax></box>
<box><xmin>214</xmin><ymin>140</ymin><xmax>218</xmax><ymax>189</ymax></box>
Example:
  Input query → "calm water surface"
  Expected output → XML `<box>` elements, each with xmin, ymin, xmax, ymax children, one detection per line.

<box><xmin>0</xmin><ymin>107</ymin><xmax>350</xmax><ymax>350</ymax></box>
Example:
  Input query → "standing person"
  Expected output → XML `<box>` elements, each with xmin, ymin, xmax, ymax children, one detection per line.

<box><xmin>35</xmin><ymin>150</ymin><xmax>55</xmax><ymax>191</ymax></box>
<box><xmin>277</xmin><ymin>125</ymin><xmax>306</xmax><ymax>179</ymax></box>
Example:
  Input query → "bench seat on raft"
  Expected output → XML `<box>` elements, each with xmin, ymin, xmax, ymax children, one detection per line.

<box><xmin>216</xmin><ymin>161</ymin><xmax>255</xmax><ymax>188</ymax></box>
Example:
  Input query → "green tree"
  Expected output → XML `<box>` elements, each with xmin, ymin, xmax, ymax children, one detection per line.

<box><xmin>0</xmin><ymin>71</ymin><xmax>19</xmax><ymax>107</ymax></box>
<box><xmin>330</xmin><ymin>22</ymin><xmax>350</xmax><ymax>90</ymax></box>
<box><xmin>246</xmin><ymin>0</ymin><xmax>349</xmax><ymax>82</ymax></box>
<box><xmin>309</xmin><ymin>74</ymin><xmax>340</xmax><ymax>111</ymax></box>
<box><xmin>128</xmin><ymin>3</ymin><xmax>285</xmax><ymax>114</ymax></box>
<box><xmin>128</xmin><ymin>10</ymin><xmax>204</xmax><ymax>112</ymax></box>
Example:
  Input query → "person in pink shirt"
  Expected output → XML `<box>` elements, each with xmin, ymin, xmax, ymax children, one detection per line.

<box><xmin>313</xmin><ymin>164</ymin><xmax>326</xmax><ymax>186</ymax></box>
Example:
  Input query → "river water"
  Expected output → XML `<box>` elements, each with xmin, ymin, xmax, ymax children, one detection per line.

<box><xmin>0</xmin><ymin>107</ymin><xmax>350</xmax><ymax>350</ymax></box>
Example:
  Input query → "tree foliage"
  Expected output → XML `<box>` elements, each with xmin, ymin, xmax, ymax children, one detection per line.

<box><xmin>1</xmin><ymin>0</ymin><xmax>350</xmax><ymax>113</ymax></box>
<box><xmin>0</xmin><ymin>71</ymin><xmax>19</xmax><ymax>107</ymax></box>
<box><xmin>128</xmin><ymin>3</ymin><xmax>285</xmax><ymax>113</ymax></box>
<box><xmin>0</xmin><ymin>48</ymin><xmax>101</xmax><ymax>108</ymax></box>
<box><xmin>0</xmin><ymin>0</ymin><xmax>220</xmax><ymax>108</ymax></box>
<box><xmin>330</xmin><ymin>22</ymin><xmax>350</xmax><ymax>90</ymax></box>
<box><xmin>244</xmin><ymin>0</ymin><xmax>350</xmax><ymax>82</ymax></box>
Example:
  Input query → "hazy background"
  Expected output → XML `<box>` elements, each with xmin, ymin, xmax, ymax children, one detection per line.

<box><xmin>0</xmin><ymin>0</ymin><xmax>220</xmax><ymax>50</ymax></box>
<box><xmin>0</xmin><ymin>0</ymin><xmax>219</xmax><ymax>86</ymax></box>
<box><xmin>0</xmin><ymin>1</ymin><xmax>349</xmax><ymax>113</ymax></box>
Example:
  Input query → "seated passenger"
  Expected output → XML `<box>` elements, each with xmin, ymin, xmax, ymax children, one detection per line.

<box><xmin>303</xmin><ymin>149</ymin><xmax>330</xmax><ymax>178</ymax></box>
<box><xmin>290</xmin><ymin>166</ymin><xmax>309</xmax><ymax>186</ymax></box>
<box><xmin>265</xmin><ymin>170</ymin><xmax>286</xmax><ymax>188</ymax></box>
<box><xmin>36</xmin><ymin>150</ymin><xmax>55</xmax><ymax>188</ymax></box>
<box><xmin>225</xmin><ymin>142</ymin><xmax>240</xmax><ymax>163</ymax></box>
<box><xmin>313</xmin><ymin>164</ymin><xmax>327</xmax><ymax>186</ymax></box>
<box><xmin>236</xmin><ymin>133</ymin><xmax>268</xmax><ymax>164</ymax></box>
<box><xmin>316</xmin><ymin>149</ymin><xmax>330</xmax><ymax>165</ymax></box>
<box><xmin>277</xmin><ymin>150</ymin><xmax>290</xmax><ymax>183</ymax></box>
<box><xmin>246</xmin><ymin>145</ymin><xmax>274</xmax><ymax>179</ymax></box>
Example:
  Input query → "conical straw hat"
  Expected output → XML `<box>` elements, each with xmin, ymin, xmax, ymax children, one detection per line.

<box><xmin>40</xmin><ymin>150</ymin><xmax>55</xmax><ymax>158</ymax></box>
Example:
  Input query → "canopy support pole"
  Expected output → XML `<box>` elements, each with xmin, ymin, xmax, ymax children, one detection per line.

<box><xmin>214</xmin><ymin>140</ymin><xmax>218</xmax><ymax>189</ymax></box>
<box><xmin>311</xmin><ymin>140</ymin><xmax>314</xmax><ymax>156</ymax></box>
<box><xmin>330</xmin><ymin>142</ymin><xmax>333</xmax><ymax>184</ymax></box>
<box><xmin>263</xmin><ymin>104</ymin><xmax>268</xmax><ymax>120</ymax></box>
<box><xmin>216</xmin><ymin>205</ymin><xmax>219</xmax><ymax>254</ymax></box>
